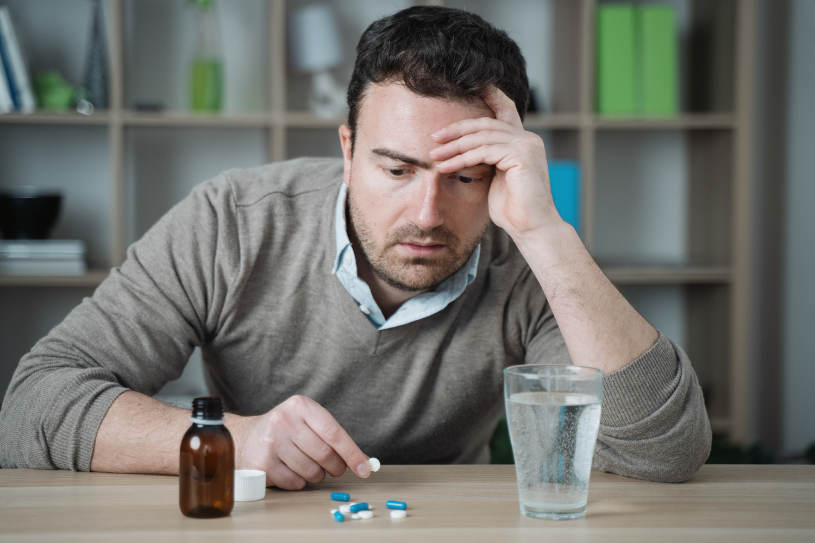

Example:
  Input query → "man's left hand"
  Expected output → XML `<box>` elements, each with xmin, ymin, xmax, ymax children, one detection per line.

<box><xmin>429</xmin><ymin>86</ymin><xmax>562</xmax><ymax>240</ymax></box>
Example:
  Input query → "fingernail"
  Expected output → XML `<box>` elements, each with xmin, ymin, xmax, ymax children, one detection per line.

<box><xmin>356</xmin><ymin>462</ymin><xmax>371</xmax><ymax>478</ymax></box>
<box><xmin>431</xmin><ymin>131</ymin><xmax>442</xmax><ymax>140</ymax></box>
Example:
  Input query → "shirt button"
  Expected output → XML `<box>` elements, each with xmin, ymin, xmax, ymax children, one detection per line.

<box><xmin>359</xmin><ymin>305</ymin><xmax>371</xmax><ymax>315</ymax></box>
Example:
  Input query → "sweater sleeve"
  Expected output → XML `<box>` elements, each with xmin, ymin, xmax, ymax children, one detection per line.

<box><xmin>0</xmin><ymin>173</ymin><xmax>241</xmax><ymax>471</ymax></box>
<box><xmin>592</xmin><ymin>332</ymin><xmax>712</xmax><ymax>482</ymax></box>
<box><xmin>520</xmin><ymin>282</ymin><xmax>712</xmax><ymax>482</ymax></box>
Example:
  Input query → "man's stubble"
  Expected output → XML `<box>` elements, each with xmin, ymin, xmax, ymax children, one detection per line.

<box><xmin>346</xmin><ymin>184</ymin><xmax>487</xmax><ymax>293</ymax></box>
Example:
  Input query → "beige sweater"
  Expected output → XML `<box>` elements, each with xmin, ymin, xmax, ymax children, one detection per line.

<box><xmin>0</xmin><ymin>158</ymin><xmax>711</xmax><ymax>482</ymax></box>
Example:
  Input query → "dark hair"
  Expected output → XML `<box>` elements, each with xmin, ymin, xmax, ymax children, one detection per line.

<box><xmin>346</xmin><ymin>6</ymin><xmax>530</xmax><ymax>152</ymax></box>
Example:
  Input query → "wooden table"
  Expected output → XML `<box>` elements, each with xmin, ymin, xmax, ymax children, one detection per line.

<box><xmin>1</xmin><ymin>465</ymin><xmax>813</xmax><ymax>542</ymax></box>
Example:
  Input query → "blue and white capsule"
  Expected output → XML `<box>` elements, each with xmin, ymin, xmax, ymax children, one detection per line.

<box><xmin>386</xmin><ymin>500</ymin><xmax>407</xmax><ymax>510</ymax></box>
<box><xmin>330</xmin><ymin>491</ymin><xmax>351</xmax><ymax>502</ymax></box>
<box><xmin>349</xmin><ymin>502</ymin><xmax>370</xmax><ymax>513</ymax></box>
<box><xmin>332</xmin><ymin>510</ymin><xmax>346</xmax><ymax>522</ymax></box>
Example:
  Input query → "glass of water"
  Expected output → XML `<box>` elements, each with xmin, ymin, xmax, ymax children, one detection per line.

<box><xmin>504</xmin><ymin>364</ymin><xmax>603</xmax><ymax>520</ymax></box>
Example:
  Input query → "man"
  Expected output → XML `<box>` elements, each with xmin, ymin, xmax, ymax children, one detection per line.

<box><xmin>0</xmin><ymin>6</ymin><xmax>710</xmax><ymax>486</ymax></box>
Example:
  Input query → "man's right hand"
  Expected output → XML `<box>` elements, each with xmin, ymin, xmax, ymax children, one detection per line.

<box><xmin>231</xmin><ymin>395</ymin><xmax>372</xmax><ymax>490</ymax></box>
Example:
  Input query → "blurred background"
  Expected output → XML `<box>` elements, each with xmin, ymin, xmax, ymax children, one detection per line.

<box><xmin>0</xmin><ymin>0</ymin><xmax>812</xmax><ymax>464</ymax></box>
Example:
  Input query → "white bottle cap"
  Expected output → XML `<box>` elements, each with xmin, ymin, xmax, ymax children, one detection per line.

<box><xmin>234</xmin><ymin>469</ymin><xmax>266</xmax><ymax>501</ymax></box>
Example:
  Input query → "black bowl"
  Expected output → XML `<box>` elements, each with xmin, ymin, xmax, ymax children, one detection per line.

<box><xmin>0</xmin><ymin>189</ymin><xmax>63</xmax><ymax>239</ymax></box>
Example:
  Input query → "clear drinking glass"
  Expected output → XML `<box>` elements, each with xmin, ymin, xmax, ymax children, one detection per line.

<box><xmin>504</xmin><ymin>364</ymin><xmax>603</xmax><ymax>520</ymax></box>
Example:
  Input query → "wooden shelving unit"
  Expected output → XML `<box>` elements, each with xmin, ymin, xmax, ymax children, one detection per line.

<box><xmin>0</xmin><ymin>0</ymin><xmax>754</xmax><ymax>443</ymax></box>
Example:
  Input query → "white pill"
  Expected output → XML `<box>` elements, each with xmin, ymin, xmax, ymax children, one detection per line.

<box><xmin>339</xmin><ymin>504</ymin><xmax>352</xmax><ymax>514</ymax></box>
<box><xmin>368</xmin><ymin>457</ymin><xmax>381</xmax><ymax>472</ymax></box>
<box><xmin>390</xmin><ymin>509</ymin><xmax>407</xmax><ymax>519</ymax></box>
<box><xmin>358</xmin><ymin>510</ymin><xmax>374</xmax><ymax>519</ymax></box>
<box><xmin>330</xmin><ymin>508</ymin><xmax>338</xmax><ymax>514</ymax></box>
<box><xmin>350</xmin><ymin>513</ymin><xmax>361</xmax><ymax>520</ymax></box>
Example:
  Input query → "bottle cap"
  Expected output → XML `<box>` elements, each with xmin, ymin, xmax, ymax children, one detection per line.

<box><xmin>192</xmin><ymin>397</ymin><xmax>224</xmax><ymax>421</ymax></box>
<box><xmin>234</xmin><ymin>469</ymin><xmax>266</xmax><ymax>501</ymax></box>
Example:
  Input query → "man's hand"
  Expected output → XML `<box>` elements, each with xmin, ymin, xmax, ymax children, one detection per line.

<box><xmin>429</xmin><ymin>86</ymin><xmax>563</xmax><ymax>240</ymax></box>
<box><xmin>232</xmin><ymin>394</ymin><xmax>371</xmax><ymax>490</ymax></box>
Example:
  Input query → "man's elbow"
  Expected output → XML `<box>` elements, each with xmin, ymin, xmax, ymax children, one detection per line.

<box><xmin>662</xmin><ymin>424</ymin><xmax>713</xmax><ymax>483</ymax></box>
<box><xmin>653</xmin><ymin>419</ymin><xmax>713</xmax><ymax>483</ymax></box>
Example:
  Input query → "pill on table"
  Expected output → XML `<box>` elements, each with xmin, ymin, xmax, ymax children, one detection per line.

<box><xmin>349</xmin><ymin>502</ymin><xmax>369</xmax><ymax>513</ymax></box>
<box><xmin>330</xmin><ymin>491</ymin><xmax>350</xmax><ymax>502</ymax></box>
<box><xmin>386</xmin><ymin>500</ymin><xmax>407</xmax><ymax>510</ymax></box>
<box><xmin>368</xmin><ymin>457</ymin><xmax>381</xmax><ymax>472</ymax></box>
<box><xmin>358</xmin><ymin>510</ymin><xmax>374</xmax><ymax>520</ymax></box>
<box><xmin>339</xmin><ymin>503</ymin><xmax>355</xmax><ymax>514</ymax></box>
<box><xmin>333</xmin><ymin>510</ymin><xmax>345</xmax><ymax>522</ymax></box>
<box><xmin>330</xmin><ymin>509</ymin><xmax>338</xmax><ymax>514</ymax></box>
<box><xmin>390</xmin><ymin>509</ymin><xmax>407</xmax><ymax>519</ymax></box>
<box><xmin>350</xmin><ymin>513</ymin><xmax>361</xmax><ymax>520</ymax></box>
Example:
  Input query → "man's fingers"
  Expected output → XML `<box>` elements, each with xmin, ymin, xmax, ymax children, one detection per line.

<box><xmin>482</xmin><ymin>85</ymin><xmax>524</xmax><ymax>128</ymax></box>
<box><xmin>277</xmin><ymin>441</ymin><xmax>327</xmax><ymax>484</ymax></box>
<box><xmin>297</xmin><ymin>396</ymin><xmax>371</xmax><ymax>478</ymax></box>
<box><xmin>266</xmin><ymin>461</ymin><xmax>307</xmax><ymax>490</ymax></box>
<box><xmin>292</xmin><ymin>425</ymin><xmax>347</xmax><ymax>477</ymax></box>
<box><xmin>431</xmin><ymin>117</ymin><xmax>510</xmax><ymax>144</ymax></box>
<box><xmin>430</xmin><ymin>129</ymin><xmax>513</xmax><ymax>162</ymax></box>
<box><xmin>436</xmin><ymin>143</ymin><xmax>512</xmax><ymax>174</ymax></box>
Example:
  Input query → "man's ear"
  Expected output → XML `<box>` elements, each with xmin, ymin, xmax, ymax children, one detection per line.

<box><xmin>338</xmin><ymin>125</ymin><xmax>353</xmax><ymax>187</ymax></box>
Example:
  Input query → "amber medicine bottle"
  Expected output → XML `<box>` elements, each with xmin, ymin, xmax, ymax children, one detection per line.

<box><xmin>179</xmin><ymin>397</ymin><xmax>235</xmax><ymax>518</ymax></box>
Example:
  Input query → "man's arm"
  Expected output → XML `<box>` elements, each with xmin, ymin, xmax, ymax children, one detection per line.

<box><xmin>430</xmin><ymin>88</ymin><xmax>656</xmax><ymax>374</ymax></box>
<box><xmin>92</xmin><ymin>391</ymin><xmax>372</xmax><ymax>489</ymax></box>
<box><xmin>0</xmin><ymin>173</ymin><xmax>372</xmax><ymax>487</ymax></box>
<box><xmin>430</xmin><ymin>87</ymin><xmax>711</xmax><ymax>481</ymax></box>
<box><xmin>0</xmin><ymin>178</ymin><xmax>231</xmax><ymax>471</ymax></box>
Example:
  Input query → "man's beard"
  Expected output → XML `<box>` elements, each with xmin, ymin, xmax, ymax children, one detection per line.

<box><xmin>347</xmin><ymin>186</ymin><xmax>486</xmax><ymax>293</ymax></box>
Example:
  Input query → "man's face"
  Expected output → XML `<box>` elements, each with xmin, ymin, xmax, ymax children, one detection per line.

<box><xmin>339</xmin><ymin>82</ymin><xmax>494</xmax><ymax>292</ymax></box>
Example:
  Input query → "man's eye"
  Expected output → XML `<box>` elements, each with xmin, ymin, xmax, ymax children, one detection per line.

<box><xmin>387</xmin><ymin>168</ymin><xmax>407</xmax><ymax>177</ymax></box>
<box><xmin>457</xmin><ymin>175</ymin><xmax>475</xmax><ymax>184</ymax></box>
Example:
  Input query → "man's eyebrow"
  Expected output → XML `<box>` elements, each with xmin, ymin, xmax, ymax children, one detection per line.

<box><xmin>371</xmin><ymin>148</ymin><xmax>432</xmax><ymax>169</ymax></box>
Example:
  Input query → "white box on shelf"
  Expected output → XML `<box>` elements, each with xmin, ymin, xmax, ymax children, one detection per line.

<box><xmin>0</xmin><ymin>239</ymin><xmax>86</xmax><ymax>259</ymax></box>
<box><xmin>0</xmin><ymin>240</ymin><xmax>86</xmax><ymax>275</ymax></box>
<box><xmin>0</xmin><ymin>258</ymin><xmax>86</xmax><ymax>276</ymax></box>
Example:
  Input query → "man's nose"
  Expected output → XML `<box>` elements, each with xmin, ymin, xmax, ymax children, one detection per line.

<box><xmin>412</xmin><ymin>174</ymin><xmax>445</xmax><ymax>230</ymax></box>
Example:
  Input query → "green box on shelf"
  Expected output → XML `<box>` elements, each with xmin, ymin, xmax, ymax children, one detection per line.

<box><xmin>596</xmin><ymin>4</ymin><xmax>636</xmax><ymax>115</ymax></box>
<box><xmin>639</xmin><ymin>4</ymin><xmax>678</xmax><ymax>116</ymax></box>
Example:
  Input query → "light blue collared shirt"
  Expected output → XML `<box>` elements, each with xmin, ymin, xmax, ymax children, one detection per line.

<box><xmin>331</xmin><ymin>183</ymin><xmax>480</xmax><ymax>330</ymax></box>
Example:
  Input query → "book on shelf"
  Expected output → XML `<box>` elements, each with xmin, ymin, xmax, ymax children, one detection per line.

<box><xmin>0</xmin><ymin>6</ymin><xmax>35</xmax><ymax>113</ymax></box>
<box><xmin>596</xmin><ymin>4</ymin><xmax>637</xmax><ymax>115</ymax></box>
<box><xmin>548</xmin><ymin>161</ymin><xmax>581</xmax><ymax>236</ymax></box>
<box><xmin>0</xmin><ymin>240</ymin><xmax>86</xmax><ymax>276</ymax></box>
<box><xmin>639</xmin><ymin>4</ymin><xmax>678</xmax><ymax>116</ymax></box>
<box><xmin>596</xmin><ymin>3</ymin><xmax>678</xmax><ymax>117</ymax></box>
<box><xmin>0</xmin><ymin>55</ymin><xmax>11</xmax><ymax>112</ymax></box>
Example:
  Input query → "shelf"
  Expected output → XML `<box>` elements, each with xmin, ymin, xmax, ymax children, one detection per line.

<box><xmin>602</xmin><ymin>265</ymin><xmax>731</xmax><ymax>285</ymax></box>
<box><xmin>0</xmin><ymin>112</ymin><xmax>111</xmax><ymax>125</ymax></box>
<box><xmin>283</xmin><ymin>112</ymin><xmax>345</xmax><ymax>128</ymax></box>
<box><xmin>0</xmin><ymin>112</ymin><xmax>734</xmax><ymax>131</ymax></box>
<box><xmin>594</xmin><ymin>114</ymin><xmax>735</xmax><ymax>131</ymax></box>
<box><xmin>122</xmin><ymin>112</ymin><xmax>271</xmax><ymax>128</ymax></box>
<box><xmin>0</xmin><ymin>270</ymin><xmax>109</xmax><ymax>287</ymax></box>
<box><xmin>524</xmin><ymin>113</ymin><xmax>585</xmax><ymax>130</ymax></box>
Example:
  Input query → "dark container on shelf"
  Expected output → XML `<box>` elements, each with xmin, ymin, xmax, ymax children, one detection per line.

<box><xmin>0</xmin><ymin>189</ymin><xmax>62</xmax><ymax>239</ymax></box>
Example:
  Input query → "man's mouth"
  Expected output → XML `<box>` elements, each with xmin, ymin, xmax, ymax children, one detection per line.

<box><xmin>397</xmin><ymin>241</ymin><xmax>447</xmax><ymax>256</ymax></box>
